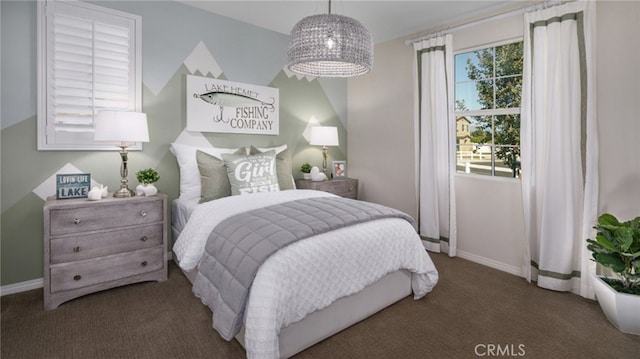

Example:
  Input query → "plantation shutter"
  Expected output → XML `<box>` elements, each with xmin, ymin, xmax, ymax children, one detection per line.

<box><xmin>38</xmin><ymin>0</ymin><xmax>141</xmax><ymax>150</ymax></box>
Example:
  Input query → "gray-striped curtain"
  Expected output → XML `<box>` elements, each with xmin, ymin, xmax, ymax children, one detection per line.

<box><xmin>413</xmin><ymin>34</ymin><xmax>457</xmax><ymax>256</ymax></box>
<box><xmin>520</xmin><ymin>1</ymin><xmax>598</xmax><ymax>298</ymax></box>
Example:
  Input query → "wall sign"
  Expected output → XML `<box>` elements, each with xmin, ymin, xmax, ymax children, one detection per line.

<box><xmin>186</xmin><ymin>75</ymin><xmax>279</xmax><ymax>135</ymax></box>
<box><xmin>56</xmin><ymin>173</ymin><xmax>91</xmax><ymax>199</ymax></box>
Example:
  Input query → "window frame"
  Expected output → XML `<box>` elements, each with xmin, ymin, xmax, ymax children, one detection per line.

<box><xmin>37</xmin><ymin>0</ymin><xmax>142</xmax><ymax>151</ymax></box>
<box><xmin>454</xmin><ymin>37</ymin><xmax>523</xmax><ymax>179</ymax></box>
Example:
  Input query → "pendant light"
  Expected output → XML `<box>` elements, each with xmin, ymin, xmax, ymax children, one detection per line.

<box><xmin>287</xmin><ymin>0</ymin><xmax>373</xmax><ymax>77</ymax></box>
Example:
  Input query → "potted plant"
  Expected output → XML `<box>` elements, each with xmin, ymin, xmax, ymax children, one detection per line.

<box><xmin>586</xmin><ymin>213</ymin><xmax>640</xmax><ymax>335</ymax></box>
<box><xmin>135</xmin><ymin>168</ymin><xmax>160</xmax><ymax>196</ymax></box>
<box><xmin>300</xmin><ymin>163</ymin><xmax>312</xmax><ymax>180</ymax></box>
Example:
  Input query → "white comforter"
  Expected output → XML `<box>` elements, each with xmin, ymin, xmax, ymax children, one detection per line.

<box><xmin>173</xmin><ymin>190</ymin><xmax>336</xmax><ymax>271</ymax></box>
<box><xmin>173</xmin><ymin>190</ymin><xmax>439</xmax><ymax>359</ymax></box>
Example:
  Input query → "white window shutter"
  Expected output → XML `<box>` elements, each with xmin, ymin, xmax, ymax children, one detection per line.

<box><xmin>38</xmin><ymin>0</ymin><xmax>142</xmax><ymax>150</ymax></box>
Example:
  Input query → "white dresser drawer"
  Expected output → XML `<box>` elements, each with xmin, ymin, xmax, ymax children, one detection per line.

<box><xmin>49</xmin><ymin>199</ymin><xmax>163</xmax><ymax>236</ymax></box>
<box><xmin>50</xmin><ymin>224</ymin><xmax>163</xmax><ymax>264</ymax></box>
<box><xmin>49</xmin><ymin>246</ymin><xmax>164</xmax><ymax>293</ymax></box>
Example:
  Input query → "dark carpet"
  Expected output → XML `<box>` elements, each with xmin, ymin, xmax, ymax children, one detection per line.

<box><xmin>2</xmin><ymin>254</ymin><xmax>639</xmax><ymax>358</ymax></box>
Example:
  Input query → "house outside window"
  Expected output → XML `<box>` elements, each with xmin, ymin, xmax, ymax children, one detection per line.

<box><xmin>454</xmin><ymin>40</ymin><xmax>523</xmax><ymax>178</ymax></box>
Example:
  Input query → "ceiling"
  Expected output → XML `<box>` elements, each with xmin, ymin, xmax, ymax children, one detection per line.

<box><xmin>178</xmin><ymin>1</ymin><xmax>526</xmax><ymax>44</ymax></box>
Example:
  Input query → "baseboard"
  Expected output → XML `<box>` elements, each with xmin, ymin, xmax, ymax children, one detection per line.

<box><xmin>0</xmin><ymin>278</ymin><xmax>43</xmax><ymax>296</ymax></box>
<box><xmin>1</xmin><ymin>253</ymin><xmax>175</xmax><ymax>297</ymax></box>
<box><xmin>1</xmin><ymin>251</ymin><xmax>521</xmax><ymax>296</ymax></box>
<box><xmin>456</xmin><ymin>250</ymin><xmax>523</xmax><ymax>278</ymax></box>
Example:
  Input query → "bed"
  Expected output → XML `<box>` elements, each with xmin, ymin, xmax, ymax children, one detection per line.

<box><xmin>169</xmin><ymin>143</ymin><xmax>439</xmax><ymax>359</ymax></box>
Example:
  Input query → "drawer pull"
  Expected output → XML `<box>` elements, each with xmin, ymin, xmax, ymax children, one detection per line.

<box><xmin>73</xmin><ymin>218</ymin><xmax>81</xmax><ymax>224</ymax></box>
<box><xmin>73</xmin><ymin>275</ymin><xmax>82</xmax><ymax>281</ymax></box>
<box><xmin>140</xmin><ymin>236</ymin><xmax>148</xmax><ymax>242</ymax></box>
<box><xmin>140</xmin><ymin>210</ymin><xmax>147</xmax><ymax>217</ymax></box>
<box><xmin>141</xmin><ymin>261</ymin><xmax>148</xmax><ymax>267</ymax></box>
<box><xmin>73</xmin><ymin>246</ymin><xmax>81</xmax><ymax>253</ymax></box>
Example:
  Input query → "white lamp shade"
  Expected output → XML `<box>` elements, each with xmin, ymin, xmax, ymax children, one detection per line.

<box><xmin>94</xmin><ymin>111</ymin><xmax>149</xmax><ymax>143</ymax></box>
<box><xmin>309</xmin><ymin>126</ymin><xmax>339</xmax><ymax>146</ymax></box>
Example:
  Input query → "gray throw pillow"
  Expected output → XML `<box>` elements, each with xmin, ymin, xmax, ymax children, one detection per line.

<box><xmin>196</xmin><ymin>148</ymin><xmax>245</xmax><ymax>203</ymax></box>
<box><xmin>222</xmin><ymin>150</ymin><xmax>280</xmax><ymax>195</ymax></box>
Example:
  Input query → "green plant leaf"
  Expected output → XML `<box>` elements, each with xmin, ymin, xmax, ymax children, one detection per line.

<box><xmin>300</xmin><ymin>163</ymin><xmax>312</xmax><ymax>173</ymax></box>
<box><xmin>595</xmin><ymin>233</ymin><xmax>621</xmax><ymax>253</ymax></box>
<box><xmin>589</xmin><ymin>213</ymin><xmax>640</xmax><ymax>280</ymax></box>
<box><xmin>587</xmin><ymin>239</ymin><xmax>611</xmax><ymax>256</ymax></box>
<box><xmin>595</xmin><ymin>253</ymin><xmax>625</xmax><ymax>273</ymax></box>
<box><xmin>598</xmin><ymin>213</ymin><xmax>620</xmax><ymax>227</ymax></box>
<box><xmin>621</xmin><ymin>251</ymin><xmax>640</xmax><ymax>260</ymax></box>
<box><xmin>596</xmin><ymin>225</ymin><xmax>617</xmax><ymax>245</ymax></box>
<box><xmin>615</xmin><ymin>227</ymin><xmax>633</xmax><ymax>251</ymax></box>
<box><xmin>136</xmin><ymin>168</ymin><xmax>160</xmax><ymax>184</ymax></box>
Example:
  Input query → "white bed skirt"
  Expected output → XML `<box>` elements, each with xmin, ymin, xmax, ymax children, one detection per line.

<box><xmin>238</xmin><ymin>269</ymin><xmax>411</xmax><ymax>358</ymax></box>
<box><xmin>173</xmin><ymin>249</ymin><xmax>411</xmax><ymax>358</ymax></box>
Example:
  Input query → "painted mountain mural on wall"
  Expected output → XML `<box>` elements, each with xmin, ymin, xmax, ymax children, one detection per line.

<box><xmin>0</xmin><ymin>1</ymin><xmax>347</xmax><ymax>289</ymax></box>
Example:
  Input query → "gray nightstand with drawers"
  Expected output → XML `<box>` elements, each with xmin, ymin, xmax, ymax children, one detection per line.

<box><xmin>43</xmin><ymin>194</ymin><xmax>167</xmax><ymax>310</ymax></box>
<box><xmin>295</xmin><ymin>178</ymin><xmax>358</xmax><ymax>199</ymax></box>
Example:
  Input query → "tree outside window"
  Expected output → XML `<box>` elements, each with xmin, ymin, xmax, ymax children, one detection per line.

<box><xmin>455</xmin><ymin>41</ymin><xmax>523</xmax><ymax>178</ymax></box>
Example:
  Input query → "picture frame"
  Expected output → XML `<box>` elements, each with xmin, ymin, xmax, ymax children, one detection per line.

<box><xmin>332</xmin><ymin>160</ymin><xmax>347</xmax><ymax>179</ymax></box>
<box><xmin>56</xmin><ymin>173</ymin><xmax>91</xmax><ymax>199</ymax></box>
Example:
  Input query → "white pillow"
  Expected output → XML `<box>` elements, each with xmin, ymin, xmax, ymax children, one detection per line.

<box><xmin>170</xmin><ymin>143</ymin><xmax>288</xmax><ymax>200</ymax></box>
<box><xmin>256</xmin><ymin>144</ymin><xmax>288</xmax><ymax>154</ymax></box>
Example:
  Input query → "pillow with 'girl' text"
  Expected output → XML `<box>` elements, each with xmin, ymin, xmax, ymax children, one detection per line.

<box><xmin>222</xmin><ymin>150</ymin><xmax>280</xmax><ymax>195</ymax></box>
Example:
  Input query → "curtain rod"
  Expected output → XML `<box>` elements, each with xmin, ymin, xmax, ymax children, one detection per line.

<box><xmin>404</xmin><ymin>0</ymin><xmax>567</xmax><ymax>45</ymax></box>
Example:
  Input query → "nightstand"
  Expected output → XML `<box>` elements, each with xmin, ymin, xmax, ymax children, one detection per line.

<box><xmin>43</xmin><ymin>194</ymin><xmax>168</xmax><ymax>310</ymax></box>
<box><xmin>295</xmin><ymin>178</ymin><xmax>358</xmax><ymax>199</ymax></box>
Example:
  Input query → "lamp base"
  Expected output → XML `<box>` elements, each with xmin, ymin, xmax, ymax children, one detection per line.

<box><xmin>321</xmin><ymin>146</ymin><xmax>329</xmax><ymax>176</ymax></box>
<box><xmin>113</xmin><ymin>186</ymin><xmax>135</xmax><ymax>198</ymax></box>
<box><xmin>113</xmin><ymin>144</ymin><xmax>135</xmax><ymax>198</ymax></box>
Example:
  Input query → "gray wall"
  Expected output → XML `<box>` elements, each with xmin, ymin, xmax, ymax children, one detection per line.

<box><xmin>0</xmin><ymin>0</ymin><xmax>348</xmax><ymax>286</ymax></box>
<box><xmin>349</xmin><ymin>1</ymin><xmax>640</xmax><ymax>275</ymax></box>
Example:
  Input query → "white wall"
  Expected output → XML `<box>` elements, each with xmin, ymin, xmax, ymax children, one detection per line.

<box><xmin>348</xmin><ymin>38</ymin><xmax>418</xmax><ymax>219</ymax></box>
<box><xmin>348</xmin><ymin>1</ymin><xmax>640</xmax><ymax>276</ymax></box>
<box><xmin>596</xmin><ymin>1</ymin><xmax>640</xmax><ymax>220</ymax></box>
<box><xmin>454</xmin><ymin>175</ymin><xmax>525</xmax><ymax>274</ymax></box>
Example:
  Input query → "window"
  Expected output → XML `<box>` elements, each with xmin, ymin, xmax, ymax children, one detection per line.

<box><xmin>454</xmin><ymin>41</ymin><xmax>523</xmax><ymax>178</ymax></box>
<box><xmin>38</xmin><ymin>0</ymin><xmax>141</xmax><ymax>150</ymax></box>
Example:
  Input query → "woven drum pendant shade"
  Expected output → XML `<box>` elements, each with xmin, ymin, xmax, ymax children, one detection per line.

<box><xmin>287</xmin><ymin>11</ymin><xmax>373</xmax><ymax>77</ymax></box>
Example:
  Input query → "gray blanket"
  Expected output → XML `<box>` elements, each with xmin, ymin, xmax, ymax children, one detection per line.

<box><xmin>195</xmin><ymin>196</ymin><xmax>414</xmax><ymax>340</ymax></box>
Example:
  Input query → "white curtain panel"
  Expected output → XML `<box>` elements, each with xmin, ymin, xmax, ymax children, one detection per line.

<box><xmin>520</xmin><ymin>1</ymin><xmax>598</xmax><ymax>298</ymax></box>
<box><xmin>412</xmin><ymin>34</ymin><xmax>457</xmax><ymax>256</ymax></box>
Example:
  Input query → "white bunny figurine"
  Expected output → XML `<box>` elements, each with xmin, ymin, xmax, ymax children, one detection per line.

<box><xmin>88</xmin><ymin>187</ymin><xmax>102</xmax><ymax>201</ymax></box>
<box><xmin>310</xmin><ymin>166</ymin><xmax>328</xmax><ymax>181</ymax></box>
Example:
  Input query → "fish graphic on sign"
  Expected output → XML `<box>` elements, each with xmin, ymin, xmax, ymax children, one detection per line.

<box><xmin>193</xmin><ymin>91</ymin><xmax>275</xmax><ymax>123</ymax></box>
<box><xmin>186</xmin><ymin>75</ymin><xmax>279</xmax><ymax>135</ymax></box>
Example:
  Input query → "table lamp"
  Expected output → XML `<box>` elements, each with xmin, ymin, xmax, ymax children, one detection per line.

<box><xmin>94</xmin><ymin>111</ymin><xmax>149</xmax><ymax>197</ymax></box>
<box><xmin>309</xmin><ymin>126</ymin><xmax>339</xmax><ymax>175</ymax></box>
